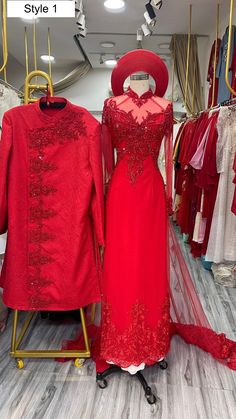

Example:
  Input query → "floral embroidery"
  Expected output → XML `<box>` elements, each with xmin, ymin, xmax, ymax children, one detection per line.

<box><xmin>27</xmin><ymin>110</ymin><xmax>86</xmax><ymax>309</ymax></box>
<box><xmin>125</xmin><ymin>88</ymin><xmax>154</xmax><ymax>108</ymax></box>
<box><xmin>100</xmin><ymin>296</ymin><xmax>170</xmax><ymax>368</ymax></box>
<box><xmin>104</xmin><ymin>98</ymin><xmax>173</xmax><ymax>184</ymax></box>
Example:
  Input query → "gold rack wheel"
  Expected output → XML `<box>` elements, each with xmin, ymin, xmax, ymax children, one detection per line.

<box><xmin>74</xmin><ymin>358</ymin><xmax>85</xmax><ymax>368</ymax></box>
<box><xmin>16</xmin><ymin>359</ymin><xmax>24</xmax><ymax>369</ymax></box>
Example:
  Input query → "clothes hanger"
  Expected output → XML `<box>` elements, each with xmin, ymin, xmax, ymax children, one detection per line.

<box><xmin>39</xmin><ymin>84</ymin><xmax>67</xmax><ymax>109</ymax></box>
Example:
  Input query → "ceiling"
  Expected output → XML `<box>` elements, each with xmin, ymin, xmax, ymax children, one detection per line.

<box><xmin>2</xmin><ymin>0</ymin><xmax>232</xmax><ymax>73</ymax></box>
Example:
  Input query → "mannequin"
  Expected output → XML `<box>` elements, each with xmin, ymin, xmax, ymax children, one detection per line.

<box><xmin>129</xmin><ymin>73</ymin><xmax>150</xmax><ymax>97</ymax></box>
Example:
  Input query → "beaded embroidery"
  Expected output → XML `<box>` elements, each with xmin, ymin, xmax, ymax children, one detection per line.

<box><xmin>100</xmin><ymin>296</ymin><xmax>170</xmax><ymax>368</ymax></box>
<box><xmin>27</xmin><ymin>110</ymin><xmax>86</xmax><ymax>309</ymax></box>
<box><xmin>103</xmin><ymin>98</ymin><xmax>173</xmax><ymax>184</ymax></box>
<box><xmin>125</xmin><ymin>87</ymin><xmax>154</xmax><ymax>108</ymax></box>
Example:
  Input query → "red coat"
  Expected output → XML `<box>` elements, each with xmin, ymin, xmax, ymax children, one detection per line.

<box><xmin>0</xmin><ymin>99</ymin><xmax>104</xmax><ymax>310</ymax></box>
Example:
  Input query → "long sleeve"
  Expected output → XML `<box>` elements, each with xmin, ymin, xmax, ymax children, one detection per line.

<box><xmin>0</xmin><ymin>113</ymin><xmax>12</xmax><ymax>234</ymax></box>
<box><xmin>164</xmin><ymin>103</ymin><xmax>174</xmax><ymax>215</ymax></box>
<box><xmin>89</xmin><ymin>120</ymin><xmax>105</xmax><ymax>246</ymax></box>
<box><xmin>101</xmin><ymin>99</ymin><xmax>114</xmax><ymax>187</ymax></box>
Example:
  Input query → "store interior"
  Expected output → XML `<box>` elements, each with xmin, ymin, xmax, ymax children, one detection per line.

<box><xmin>0</xmin><ymin>1</ymin><xmax>236</xmax><ymax>418</ymax></box>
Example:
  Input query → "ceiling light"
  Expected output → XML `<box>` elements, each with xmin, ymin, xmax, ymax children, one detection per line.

<box><xmin>151</xmin><ymin>0</ymin><xmax>163</xmax><ymax>9</ymax></box>
<box><xmin>144</xmin><ymin>11</ymin><xmax>156</xmax><ymax>27</ymax></box>
<box><xmin>137</xmin><ymin>29</ymin><xmax>143</xmax><ymax>42</ymax></box>
<box><xmin>21</xmin><ymin>16</ymin><xmax>39</xmax><ymax>23</ymax></box>
<box><xmin>104</xmin><ymin>0</ymin><xmax>125</xmax><ymax>11</ymax></box>
<box><xmin>158</xmin><ymin>43</ymin><xmax>170</xmax><ymax>49</ymax></box>
<box><xmin>105</xmin><ymin>59</ymin><xmax>117</xmax><ymax>67</ymax></box>
<box><xmin>75</xmin><ymin>0</ymin><xmax>83</xmax><ymax>13</ymax></box>
<box><xmin>145</xmin><ymin>1</ymin><xmax>156</xmax><ymax>19</ymax></box>
<box><xmin>41</xmin><ymin>55</ymin><xmax>55</xmax><ymax>63</ymax></box>
<box><xmin>100</xmin><ymin>41</ymin><xmax>116</xmax><ymax>48</ymax></box>
<box><xmin>79</xmin><ymin>27</ymin><xmax>88</xmax><ymax>38</ymax></box>
<box><xmin>141</xmin><ymin>23</ymin><xmax>151</xmax><ymax>37</ymax></box>
<box><xmin>76</xmin><ymin>13</ymin><xmax>85</xmax><ymax>29</ymax></box>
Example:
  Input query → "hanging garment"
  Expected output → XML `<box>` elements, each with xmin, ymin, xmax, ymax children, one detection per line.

<box><xmin>216</xmin><ymin>26</ymin><xmax>236</xmax><ymax>103</ymax></box>
<box><xmin>206</xmin><ymin>107</ymin><xmax>236</xmax><ymax>263</ymax></box>
<box><xmin>232</xmin><ymin>152</ymin><xmax>236</xmax><ymax>215</ymax></box>
<box><xmin>197</xmin><ymin>111</ymin><xmax>220</xmax><ymax>255</ymax></box>
<box><xmin>0</xmin><ymin>85</ymin><xmax>21</xmax><ymax>258</ymax></box>
<box><xmin>0</xmin><ymin>98</ymin><xmax>104</xmax><ymax>311</ymax></box>
<box><xmin>207</xmin><ymin>39</ymin><xmax>221</xmax><ymax>107</ymax></box>
<box><xmin>230</xmin><ymin>43</ymin><xmax>236</xmax><ymax>97</ymax></box>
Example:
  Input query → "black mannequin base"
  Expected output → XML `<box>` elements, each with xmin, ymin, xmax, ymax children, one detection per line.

<box><xmin>96</xmin><ymin>359</ymin><xmax>168</xmax><ymax>405</ymax></box>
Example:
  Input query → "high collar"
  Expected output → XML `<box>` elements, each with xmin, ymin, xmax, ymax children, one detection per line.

<box><xmin>126</xmin><ymin>87</ymin><xmax>154</xmax><ymax>100</ymax></box>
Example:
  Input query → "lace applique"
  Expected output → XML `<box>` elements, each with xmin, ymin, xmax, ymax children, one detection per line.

<box><xmin>217</xmin><ymin>107</ymin><xmax>236</xmax><ymax>173</ymax></box>
<box><xmin>104</xmin><ymin>99</ymin><xmax>173</xmax><ymax>184</ymax></box>
<box><xmin>100</xmin><ymin>296</ymin><xmax>170</xmax><ymax>368</ymax></box>
<box><xmin>125</xmin><ymin>88</ymin><xmax>154</xmax><ymax>108</ymax></box>
<box><xmin>27</xmin><ymin>110</ymin><xmax>86</xmax><ymax>309</ymax></box>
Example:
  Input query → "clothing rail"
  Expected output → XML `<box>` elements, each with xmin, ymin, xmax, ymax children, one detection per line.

<box><xmin>181</xmin><ymin>97</ymin><xmax>236</xmax><ymax>122</ymax></box>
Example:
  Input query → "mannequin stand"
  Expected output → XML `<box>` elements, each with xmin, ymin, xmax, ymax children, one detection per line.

<box><xmin>96</xmin><ymin>359</ymin><xmax>168</xmax><ymax>405</ymax></box>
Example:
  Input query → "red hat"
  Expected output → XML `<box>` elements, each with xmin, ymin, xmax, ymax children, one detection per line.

<box><xmin>111</xmin><ymin>49</ymin><xmax>169</xmax><ymax>97</ymax></box>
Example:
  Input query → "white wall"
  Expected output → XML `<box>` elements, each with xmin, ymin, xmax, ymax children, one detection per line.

<box><xmin>57</xmin><ymin>68</ymin><xmax>111</xmax><ymax>112</ymax></box>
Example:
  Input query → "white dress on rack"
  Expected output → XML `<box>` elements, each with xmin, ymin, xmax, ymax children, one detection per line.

<box><xmin>205</xmin><ymin>107</ymin><xmax>236</xmax><ymax>263</ymax></box>
<box><xmin>0</xmin><ymin>85</ymin><xmax>21</xmax><ymax>256</ymax></box>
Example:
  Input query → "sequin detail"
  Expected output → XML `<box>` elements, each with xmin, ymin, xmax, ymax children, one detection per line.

<box><xmin>100</xmin><ymin>296</ymin><xmax>170</xmax><ymax>368</ymax></box>
<box><xmin>27</xmin><ymin>110</ymin><xmax>86</xmax><ymax>309</ymax></box>
<box><xmin>103</xmin><ymin>99</ymin><xmax>173</xmax><ymax>184</ymax></box>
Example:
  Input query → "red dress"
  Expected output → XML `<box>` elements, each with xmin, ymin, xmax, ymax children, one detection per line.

<box><xmin>0</xmin><ymin>99</ymin><xmax>104</xmax><ymax>311</ymax></box>
<box><xmin>100</xmin><ymin>89</ymin><xmax>173</xmax><ymax>370</ymax></box>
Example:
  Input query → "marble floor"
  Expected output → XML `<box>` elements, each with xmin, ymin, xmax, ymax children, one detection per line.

<box><xmin>0</xmin><ymin>229</ymin><xmax>236</xmax><ymax>419</ymax></box>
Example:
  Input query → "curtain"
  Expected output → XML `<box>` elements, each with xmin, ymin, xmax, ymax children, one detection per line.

<box><xmin>170</xmin><ymin>34</ymin><xmax>204</xmax><ymax>114</ymax></box>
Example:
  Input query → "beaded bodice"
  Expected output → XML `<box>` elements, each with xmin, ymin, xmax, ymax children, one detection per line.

<box><xmin>102</xmin><ymin>88</ymin><xmax>173</xmax><ymax>183</ymax></box>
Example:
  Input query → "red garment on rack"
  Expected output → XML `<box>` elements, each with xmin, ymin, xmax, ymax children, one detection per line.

<box><xmin>207</xmin><ymin>39</ymin><xmax>221</xmax><ymax>107</ymax></box>
<box><xmin>197</xmin><ymin>111</ymin><xmax>220</xmax><ymax>254</ymax></box>
<box><xmin>230</xmin><ymin>43</ymin><xmax>236</xmax><ymax>97</ymax></box>
<box><xmin>178</xmin><ymin>113</ymin><xmax>209</xmax><ymax>247</ymax></box>
<box><xmin>0</xmin><ymin>99</ymin><xmax>104</xmax><ymax>311</ymax></box>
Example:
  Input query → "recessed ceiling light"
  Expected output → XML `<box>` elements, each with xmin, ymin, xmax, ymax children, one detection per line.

<box><xmin>21</xmin><ymin>16</ymin><xmax>39</xmax><ymax>24</ymax></box>
<box><xmin>105</xmin><ymin>59</ymin><xmax>117</xmax><ymax>67</ymax></box>
<box><xmin>158</xmin><ymin>43</ymin><xmax>170</xmax><ymax>49</ymax></box>
<box><xmin>100</xmin><ymin>41</ymin><xmax>116</xmax><ymax>48</ymax></box>
<box><xmin>40</xmin><ymin>55</ymin><xmax>55</xmax><ymax>63</ymax></box>
<box><xmin>104</xmin><ymin>0</ymin><xmax>125</xmax><ymax>11</ymax></box>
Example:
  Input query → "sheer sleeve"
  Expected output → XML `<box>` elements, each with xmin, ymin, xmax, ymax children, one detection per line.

<box><xmin>0</xmin><ymin>113</ymin><xmax>12</xmax><ymax>234</ymax></box>
<box><xmin>101</xmin><ymin>99</ymin><xmax>114</xmax><ymax>188</ymax></box>
<box><xmin>164</xmin><ymin>103</ymin><xmax>174</xmax><ymax>215</ymax></box>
